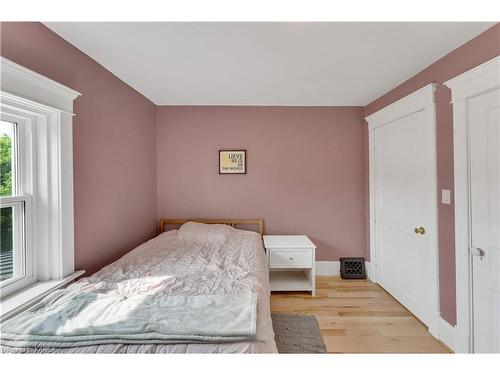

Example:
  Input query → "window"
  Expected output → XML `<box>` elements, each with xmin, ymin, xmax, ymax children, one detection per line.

<box><xmin>0</xmin><ymin>117</ymin><xmax>33</xmax><ymax>295</ymax></box>
<box><xmin>1</xmin><ymin>120</ymin><xmax>27</xmax><ymax>284</ymax></box>
<box><xmin>0</xmin><ymin>57</ymin><xmax>81</xmax><ymax>300</ymax></box>
<box><xmin>0</xmin><ymin>121</ymin><xmax>16</xmax><ymax>282</ymax></box>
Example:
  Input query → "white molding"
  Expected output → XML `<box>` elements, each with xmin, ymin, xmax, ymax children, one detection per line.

<box><xmin>365</xmin><ymin>83</ymin><xmax>440</xmax><ymax>336</ymax></box>
<box><xmin>0</xmin><ymin>59</ymin><xmax>80</xmax><ymax>297</ymax></box>
<box><xmin>368</xmin><ymin>128</ymin><xmax>377</xmax><ymax>283</ymax></box>
<box><xmin>0</xmin><ymin>57</ymin><xmax>80</xmax><ymax>113</ymax></box>
<box><xmin>437</xmin><ymin>316</ymin><xmax>456</xmax><ymax>353</ymax></box>
<box><xmin>444</xmin><ymin>54</ymin><xmax>500</xmax><ymax>353</ymax></box>
<box><xmin>365</xmin><ymin>83</ymin><xmax>436</xmax><ymax>129</ymax></box>
<box><xmin>316</xmin><ymin>261</ymin><xmax>340</xmax><ymax>276</ymax></box>
<box><xmin>450</xmin><ymin>97</ymin><xmax>472</xmax><ymax>353</ymax></box>
<box><xmin>366</xmin><ymin>83</ymin><xmax>437</xmax><ymax>284</ymax></box>
<box><xmin>315</xmin><ymin>261</ymin><xmax>371</xmax><ymax>278</ymax></box>
<box><xmin>365</xmin><ymin>261</ymin><xmax>371</xmax><ymax>280</ymax></box>
<box><xmin>444</xmin><ymin>56</ymin><xmax>500</xmax><ymax>103</ymax></box>
<box><xmin>0</xmin><ymin>92</ymin><xmax>76</xmax><ymax>283</ymax></box>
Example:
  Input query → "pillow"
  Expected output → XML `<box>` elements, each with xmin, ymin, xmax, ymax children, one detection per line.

<box><xmin>177</xmin><ymin>221</ymin><xmax>231</xmax><ymax>245</ymax></box>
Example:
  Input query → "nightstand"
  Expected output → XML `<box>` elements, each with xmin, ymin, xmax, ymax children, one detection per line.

<box><xmin>263</xmin><ymin>235</ymin><xmax>316</xmax><ymax>296</ymax></box>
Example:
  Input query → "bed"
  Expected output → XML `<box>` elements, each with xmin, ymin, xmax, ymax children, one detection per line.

<box><xmin>1</xmin><ymin>219</ymin><xmax>278</xmax><ymax>353</ymax></box>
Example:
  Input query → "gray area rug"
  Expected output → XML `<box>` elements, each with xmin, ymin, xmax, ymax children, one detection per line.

<box><xmin>271</xmin><ymin>313</ymin><xmax>327</xmax><ymax>354</ymax></box>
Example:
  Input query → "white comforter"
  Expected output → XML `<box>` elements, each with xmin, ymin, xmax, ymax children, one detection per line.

<box><xmin>1</xmin><ymin>226</ymin><xmax>277</xmax><ymax>353</ymax></box>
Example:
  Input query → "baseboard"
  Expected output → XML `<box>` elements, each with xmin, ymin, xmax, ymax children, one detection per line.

<box><xmin>315</xmin><ymin>261</ymin><xmax>340</xmax><ymax>276</ymax></box>
<box><xmin>365</xmin><ymin>262</ymin><xmax>371</xmax><ymax>279</ymax></box>
<box><xmin>316</xmin><ymin>260</ymin><xmax>371</xmax><ymax>277</ymax></box>
<box><xmin>451</xmin><ymin>326</ymin><xmax>470</xmax><ymax>353</ymax></box>
<box><xmin>437</xmin><ymin>316</ymin><xmax>456</xmax><ymax>352</ymax></box>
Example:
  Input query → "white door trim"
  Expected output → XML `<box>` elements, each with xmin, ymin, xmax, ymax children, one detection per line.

<box><xmin>365</xmin><ymin>83</ymin><xmax>440</xmax><ymax>336</ymax></box>
<box><xmin>365</xmin><ymin>83</ymin><xmax>437</xmax><ymax>282</ymax></box>
<box><xmin>444</xmin><ymin>55</ymin><xmax>500</xmax><ymax>353</ymax></box>
<box><xmin>365</xmin><ymin>84</ymin><xmax>436</xmax><ymax>130</ymax></box>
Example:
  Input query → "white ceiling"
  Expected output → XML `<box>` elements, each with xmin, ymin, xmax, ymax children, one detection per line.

<box><xmin>44</xmin><ymin>22</ymin><xmax>495</xmax><ymax>106</ymax></box>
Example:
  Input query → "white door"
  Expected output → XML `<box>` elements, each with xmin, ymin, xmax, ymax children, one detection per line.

<box><xmin>373</xmin><ymin>108</ymin><xmax>438</xmax><ymax>330</ymax></box>
<box><xmin>469</xmin><ymin>88</ymin><xmax>500</xmax><ymax>353</ymax></box>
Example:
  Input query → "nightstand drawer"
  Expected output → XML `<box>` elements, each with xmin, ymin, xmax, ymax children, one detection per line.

<box><xmin>269</xmin><ymin>249</ymin><xmax>312</xmax><ymax>268</ymax></box>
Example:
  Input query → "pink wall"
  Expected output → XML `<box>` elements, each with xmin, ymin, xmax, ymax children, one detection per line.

<box><xmin>0</xmin><ymin>22</ymin><xmax>158</xmax><ymax>275</ymax></box>
<box><xmin>156</xmin><ymin>106</ymin><xmax>368</xmax><ymax>261</ymax></box>
<box><xmin>365</xmin><ymin>23</ymin><xmax>500</xmax><ymax>325</ymax></box>
<box><xmin>2</xmin><ymin>21</ymin><xmax>499</xmax><ymax>327</ymax></box>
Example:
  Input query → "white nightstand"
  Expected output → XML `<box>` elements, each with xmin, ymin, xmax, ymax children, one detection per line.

<box><xmin>263</xmin><ymin>235</ymin><xmax>316</xmax><ymax>296</ymax></box>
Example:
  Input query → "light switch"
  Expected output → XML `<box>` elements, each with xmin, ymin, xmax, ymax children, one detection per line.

<box><xmin>442</xmin><ymin>189</ymin><xmax>451</xmax><ymax>205</ymax></box>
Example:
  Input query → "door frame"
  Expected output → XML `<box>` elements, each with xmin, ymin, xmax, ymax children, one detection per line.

<box><xmin>365</xmin><ymin>83</ymin><xmax>440</xmax><ymax>336</ymax></box>
<box><xmin>444</xmin><ymin>55</ymin><xmax>500</xmax><ymax>353</ymax></box>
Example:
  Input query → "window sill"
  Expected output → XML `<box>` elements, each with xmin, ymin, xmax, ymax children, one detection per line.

<box><xmin>0</xmin><ymin>270</ymin><xmax>85</xmax><ymax>322</ymax></box>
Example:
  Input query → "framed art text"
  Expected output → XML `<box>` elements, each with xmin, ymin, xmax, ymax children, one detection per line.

<box><xmin>219</xmin><ymin>149</ymin><xmax>246</xmax><ymax>174</ymax></box>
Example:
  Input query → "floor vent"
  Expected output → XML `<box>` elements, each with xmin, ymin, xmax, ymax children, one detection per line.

<box><xmin>340</xmin><ymin>257</ymin><xmax>367</xmax><ymax>279</ymax></box>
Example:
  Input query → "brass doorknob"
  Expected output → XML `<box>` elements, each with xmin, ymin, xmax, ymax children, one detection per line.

<box><xmin>414</xmin><ymin>227</ymin><xmax>426</xmax><ymax>235</ymax></box>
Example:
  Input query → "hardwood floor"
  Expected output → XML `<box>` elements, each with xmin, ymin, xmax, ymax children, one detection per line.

<box><xmin>270</xmin><ymin>276</ymin><xmax>452</xmax><ymax>354</ymax></box>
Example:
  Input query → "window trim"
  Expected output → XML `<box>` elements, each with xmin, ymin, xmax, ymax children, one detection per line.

<box><xmin>0</xmin><ymin>57</ymin><xmax>81</xmax><ymax>299</ymax></box>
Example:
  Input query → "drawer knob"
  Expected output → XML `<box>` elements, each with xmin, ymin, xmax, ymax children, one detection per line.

<box><xmin>289</xmin><ymin>256</ymin><xmax>294</xmax><ymax>260</ymax></box>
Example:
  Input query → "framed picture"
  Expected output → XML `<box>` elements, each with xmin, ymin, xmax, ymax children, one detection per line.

<box><xmin>219</xmin><ymin>149</ymin><xmax>246</xmax><ymax>174</ymax></box>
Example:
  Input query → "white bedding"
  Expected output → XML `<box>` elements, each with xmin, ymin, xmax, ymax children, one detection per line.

<box><xmin>1</xmin><ymin>224</ymin><xmax>277</xmax><ymax>353</ymax></box>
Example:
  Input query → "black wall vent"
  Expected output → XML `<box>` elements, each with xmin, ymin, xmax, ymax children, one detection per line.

<box><xmin>340</xmin><ymin>257</ymin><xmax>367</xmax><ymax>279</ymax></box>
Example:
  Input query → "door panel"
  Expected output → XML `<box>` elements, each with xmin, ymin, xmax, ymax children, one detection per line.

<box><xmin>469</xmin><ymin>88</ymin><xmax>500</xmax><ymax>353</ymax></box>
<box><xmin>374</xmin><ymin>109</ymin><xmax>438</xmax><ymax>329</ymax></box>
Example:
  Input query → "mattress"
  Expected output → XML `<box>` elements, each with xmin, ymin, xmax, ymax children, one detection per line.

<box><xmin>1</xmin><ymin>227</ymin><xmax>277</xmax><ymax>353</ymax></box>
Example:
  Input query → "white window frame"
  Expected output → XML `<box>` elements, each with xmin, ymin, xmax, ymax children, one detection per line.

<box><xmin>0</xmin><ymin>57</ymin><xmax>81</xmax><ymax>300</ymax></box>
<box><xmin>444</xmin><ymin>55</ymin><xmax>500</xmax><ymax>353</ymax></box>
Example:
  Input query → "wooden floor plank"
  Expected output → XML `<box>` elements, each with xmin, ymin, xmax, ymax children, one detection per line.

<box><xmin>270</xmin><ymin>276</ymin><xmax>452</xmax><ymax>354</ymax></box>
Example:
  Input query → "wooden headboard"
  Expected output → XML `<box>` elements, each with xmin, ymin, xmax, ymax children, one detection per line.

<box><xmin>159</xmin><ymin>218</ymin><xmax>264</xmax><ymax>236</ymax></box>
